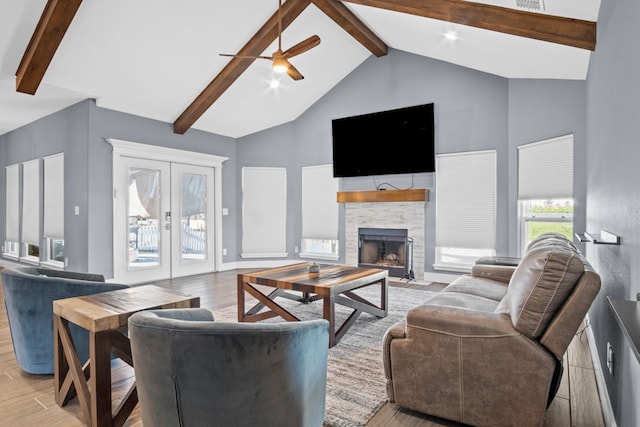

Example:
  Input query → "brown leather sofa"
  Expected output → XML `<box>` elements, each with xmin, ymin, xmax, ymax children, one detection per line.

<box><xmin>383</xmin><ymin>233</ymin><xmax>601</xmax><ymax>427</ymax></box>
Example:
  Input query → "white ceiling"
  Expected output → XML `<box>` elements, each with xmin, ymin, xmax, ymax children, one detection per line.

<box><xmin>0</xmin><ymin>0</ymin><xmax>601</xmax><ymax>138</ymax></box>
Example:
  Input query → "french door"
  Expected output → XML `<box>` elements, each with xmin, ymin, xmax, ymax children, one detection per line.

<box><xmin>113</xmin><ymin>158</ymin><xmax>216</xmax><ymax>284</ymax></box>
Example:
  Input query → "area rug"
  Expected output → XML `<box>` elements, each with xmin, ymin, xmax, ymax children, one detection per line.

<box><xmin>212</xmin><ymin>283</ymin><xmax>441</xmax><ymax>427</ymax></box>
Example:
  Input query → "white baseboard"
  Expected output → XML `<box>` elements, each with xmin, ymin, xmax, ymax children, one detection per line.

<box><xmin>219</xmin><ymin>260</ymin><xmax>301</xmax><ymax>271</ymax></box>
<box><xmin>585</xmin><ymin>315</ymin><xmax>617</xmax><ymax>427</ymax></box>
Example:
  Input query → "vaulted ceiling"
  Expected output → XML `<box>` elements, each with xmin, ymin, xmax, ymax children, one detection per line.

<box><xmin>0</xmin><ymin>0</ymin><xmax>600</xmax><ymax>138</ymax></box>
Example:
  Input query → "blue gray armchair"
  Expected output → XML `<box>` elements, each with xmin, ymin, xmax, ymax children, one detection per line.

<box><xmin>0</xmin><ymin>267</ymin><xmax>129</xmax><ymax>374</ymax></box>
<box><xmin>128</xmin><ymin>308</ymin><xmax>330</xmax><ymax>427</ymax></box>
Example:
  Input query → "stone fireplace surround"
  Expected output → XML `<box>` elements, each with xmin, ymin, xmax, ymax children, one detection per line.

<box><xmin>344</xmin><ymin>201</ymin><xmax>425</xmax><ymax>278</ymax></box>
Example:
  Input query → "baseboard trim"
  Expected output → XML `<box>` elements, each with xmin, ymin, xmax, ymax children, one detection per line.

<box><xmin>219</xmin><ymin>260</ymin><xmax>300</xmax><ymax>271</ymax></box>
<box><xmin>586</xmin><ymin>315</ymin><xmax>617</xmax><ymax>427</ymax></box>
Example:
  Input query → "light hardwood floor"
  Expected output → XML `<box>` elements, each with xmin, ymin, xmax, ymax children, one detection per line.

<box><xmin>0</xmin><ymin>269</ymin><xmax>605</xmax><ymax>426</ymax></box>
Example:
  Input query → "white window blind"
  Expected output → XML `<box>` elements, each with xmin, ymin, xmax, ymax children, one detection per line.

<box><xmin>5</xmin><ymin>164</ymin><xmax>20</xmax><ymax>242</ymax></box>
<box><xmin>435</xmin><ymin>150</ymin><xmax>497</xmax><ymax>250</ymax></box>
<box><xmin>43</xmin><ymin>153</ymin><xmax>64</xmax><ymax>239</ymax></box>
<box><xmin>518</xmin><ymin>134</ymin><xmax>573</xmax><ymax>200</ymax></box>
<box><xmin>242</xmin><ymin>167</ymin><xmax>287</xmax><ymax>256</ymax></box>
<box><xmin>21</xmin><ymin>159</ymin><xmax>40</xmax><ymax>246</ymax></box>
<box><xmin>302</xmin><ymin>165</ymin><xmax>339</xmax><ymax>240</ymax></box>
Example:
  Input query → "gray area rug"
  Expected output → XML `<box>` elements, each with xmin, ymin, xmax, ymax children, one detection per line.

<box><xmin>213</xmin><ymin>282</ymin><xmax>440</xmax><ymax>427</ymax></box>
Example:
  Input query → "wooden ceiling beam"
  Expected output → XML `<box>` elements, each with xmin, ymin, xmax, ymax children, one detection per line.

<box><xmin>174</xmin><ymin>0</ymin><xmax>312</xmax><ymax>134</ymax></box>
<box><xmin>340</xmin><ymin>0</ymin><xmax>596</xmax><ymax>51</ymax></box>
<box><xmin>15</xmin><ymin>0</ymin><xmax>83</xmax><ymax>95</ymax></box>
<box><xmin>312</xmin><ymin>0</ymin><xmax>387</xmax><ymax>57</ymax></box>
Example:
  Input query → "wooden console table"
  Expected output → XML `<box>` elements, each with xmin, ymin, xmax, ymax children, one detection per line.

<box><xmin>53</xmin><ymin>285</ymin><xmax>199</xmax><ymax>427</ymax></box>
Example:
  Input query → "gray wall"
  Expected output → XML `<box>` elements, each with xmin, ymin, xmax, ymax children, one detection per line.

<box><xmin>0</xmin><ymin>100</ymin><xmax>238</xmax><ymax>277</ymax></box>
<box><xmin>239</xmin><ymin>49</ymin><xmax>588</xmax><ymax>273</ymax></box>
<box><xmin>583</xmin><ymin>0</ymin><xmax>640</xmax><ymax>425</ymax></box>
<box><xmin>239</xmin><ymin>49</ymin><xmax>510</xmax><ymax>269</ymax></box>
<box><xmin>0</xmin><ymin>102</ymin><xmax>91</xmax><ymax>269</ymax></box>
<box><xmin>507</xmin><ymin>79</ymin><xmax>587</xmax><ymax>256</ymax></box>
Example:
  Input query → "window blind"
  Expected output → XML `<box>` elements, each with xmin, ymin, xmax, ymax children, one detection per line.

<box><xmin>5</xmin><ymin>164</ymin><xmax>20</xmax><ymax>242</ymax></box>
<box><xmin>43</xmin><ymin>153</ymin><xmax>64</xmax><ymax>239</ymax></box>
<box><xmin>435</xmin><ymin>150</ymin><xmax>497</xmax><ymax>250</ymax></box>
<box><xmin>21</xmin><ymin>159</ymin><xmax>40</xmax><ymax>246</ymax></box>
<box><xmin>302</xmin><ymin>165</ymin><xmax>339</xmax><ymax>240</ymax></box>
<box><xmin>241</xmin><ymin>167</ymin><xmax>287</xmax><ymax>256</ymax></box>
<box><xmin>518</xmin><ymin>134</ymin><xmax>573</xmax><ymax>200</ymax></box>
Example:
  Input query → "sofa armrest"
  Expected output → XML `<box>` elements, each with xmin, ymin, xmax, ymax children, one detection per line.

<box><xmin>470</xmin><ymin>264</ymin><xmax>516</xmax><ymax>284</ymax></box>
<box><xmin>382</xmin><ymin>319</ymin><xmax>407</xmax><ymax>402</ymax></box>
<box><xmin>406</xmin><ymin>304</ymin><xmax>517</xmax><ymax>337</ymax></box>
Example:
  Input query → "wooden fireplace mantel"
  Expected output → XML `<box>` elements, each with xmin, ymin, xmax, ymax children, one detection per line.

<box><xmin>337</xmin><ymin>189</ymin><xmax>428</xmax><ymax>203</ymax></box>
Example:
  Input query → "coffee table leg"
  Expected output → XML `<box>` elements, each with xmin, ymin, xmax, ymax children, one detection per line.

<box><xmin>237</xmin><ymin>275</ymin><xmax>246</xmax><ymax>321</ymax></box>
<box><xmin>323</xmin><ymin>295</ymin><xmax>337</xmax><ymax>347</ymax></box>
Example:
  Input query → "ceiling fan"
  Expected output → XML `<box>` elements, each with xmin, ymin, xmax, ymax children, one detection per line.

<box><xmin>219</xmin><ymin>0</ymin><xmax>320</xmax><ymax>80</ymax></box>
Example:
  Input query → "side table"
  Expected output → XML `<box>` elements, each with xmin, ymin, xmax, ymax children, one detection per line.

<box><xmin>53</xmin><ymin>284</ymin><xmax>199</xmax><ymax>427</ymax></box>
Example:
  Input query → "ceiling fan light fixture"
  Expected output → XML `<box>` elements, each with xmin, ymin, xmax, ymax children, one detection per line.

<box><xmin>272</xmin><ymin>57</ymin><xmax>289</xmax><ymax>73</ymax></box>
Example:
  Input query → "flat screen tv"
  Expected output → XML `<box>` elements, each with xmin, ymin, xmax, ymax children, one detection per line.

<box><xmin>331</xmin><ymin>103</ymin><xmax>435</xmax><ymax>178</ymax></box>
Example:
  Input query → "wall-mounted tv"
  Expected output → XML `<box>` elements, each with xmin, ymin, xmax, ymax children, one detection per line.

<box><xmin>331</xmin><ymin>103</ymin><xmax>435</xmax><ymax>178</ymax></box>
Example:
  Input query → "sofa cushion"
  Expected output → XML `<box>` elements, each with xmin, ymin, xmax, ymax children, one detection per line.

<box><xmin>443</xmin><ymin>275</ymin><xmax>508</xmax><ymax>302</ymax></box>
<box><xmin>505</xmin><ymin>245</ymin><xmax>584</xmax><ymax>339</ymax></box>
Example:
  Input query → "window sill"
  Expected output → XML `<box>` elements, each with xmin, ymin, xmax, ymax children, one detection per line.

<box><xmin>2</xmin><ymin>253</ymin><xmax>19</xmax><ymax>261</ymax></box>
<box><xmin>19</xmin><ymin>256</ymin><xmax>40</xmax><ymax>266</ymax></box>
<box><xmin>299</xmin><ymin>252</ymin><xmax>339</xmax><ymax>261</ymax></box>
<box><xmin>240</xmin><ymin>252</ymin><xmax>288</xmax><ymax>259</ymax></box>
<box><xmin>433</xmin><ymin>263</ymin><xmax>472</xmax><ymax>274</ymax></box>
<box><xmin>41</xmin><ymin>260</ymin><xmax>64</xmax><ymax>270</ymax></box>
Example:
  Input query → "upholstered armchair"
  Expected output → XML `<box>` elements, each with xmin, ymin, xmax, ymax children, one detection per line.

<box><xmin>0</xmin><ymin>267</ymin><xmax>129</xmax><ymax>374</ymax></box>
<box><xmin>128</xmin><ymin>308</ymin><xmax>330</xmax><ymax>427</ymax></box>
<box><xmin>383</xmin><ymin>234</ymin><xmax>601</xmax><ymax>427</ymax></box>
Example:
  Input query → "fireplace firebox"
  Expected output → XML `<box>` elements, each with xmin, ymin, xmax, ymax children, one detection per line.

<box><xmin>358</xmin><ymin>227</ymin><xmax>414</xmax><ymax>279</ymax></box>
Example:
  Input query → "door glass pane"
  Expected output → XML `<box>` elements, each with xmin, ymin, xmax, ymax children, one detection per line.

<box><xmin>181</xmin><ymin>173</ymin><xmax>207</xmax><ymax>262</ymax></box>
<box><xmin>128</xmin><ymin>168</ymin><xmax>161</xmax><ymax>268</ymax></box>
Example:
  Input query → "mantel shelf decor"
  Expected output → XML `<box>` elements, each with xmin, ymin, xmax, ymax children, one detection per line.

<box><xmin>575</xmin><ymin>230</ymin><xmax>621</xmax><ymax>245</ymax></box>
<box><xmin>337</xmin><ymin>189</ymin><xmax>428</xmax><ymax>203</ymax></box>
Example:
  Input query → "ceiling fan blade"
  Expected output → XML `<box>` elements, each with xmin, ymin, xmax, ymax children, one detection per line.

<box><xmin>283</xmin><ymin>35</ymin><xmax>320</xmax><ymax>59</ymax></box>
<box><xmin>219</xmin><ymin>53</ymin><xmax>272</xmax><ymax>60</ymax></box>
<box><xmin>286</xmin><ymin>62</ymin><xmax>304</xmax><ymax>81</ymax></box>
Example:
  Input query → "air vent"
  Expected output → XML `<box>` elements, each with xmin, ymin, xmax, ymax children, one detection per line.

<box><xmin>516</xmin><ymin>0</ymin><xmax>545</xmax><ymax>10</ymax></box>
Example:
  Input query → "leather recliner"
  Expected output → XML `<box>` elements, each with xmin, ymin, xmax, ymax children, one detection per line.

<box><xmin>383</xmin><ymin>234</ymin><xmax>600</xmax><ymax>427</ymax></box>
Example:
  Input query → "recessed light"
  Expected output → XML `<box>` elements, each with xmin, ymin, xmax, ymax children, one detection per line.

<box><xmin>270</xmin><ymin>79</ymin><xmax>281</xmax><ymax>89</ymax></box>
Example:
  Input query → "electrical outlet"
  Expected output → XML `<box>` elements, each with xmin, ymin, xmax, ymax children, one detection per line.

<box><xmin>606</xmin><ymin>342</ymin><xmax>614</xmax><ymax>375</ymax></box>
<box><xmin>294</xmin><ymin>246</ymin><xmax>299</xmax><ymax>253</ymax></box>
<box><xmin>222</xmin><ymin>248</ymin><xmax>227</xmax><ymax>256</ymax></box>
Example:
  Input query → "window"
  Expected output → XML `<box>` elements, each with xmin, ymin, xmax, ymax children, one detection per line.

<box><xmin>4</xmin><ymin>164</ymin><xmax>20</xmax><ymax>258</ymax></box>
<box><xmin>43</xmin><ymin>153</ymin><xmax>65</xmax><ymax>267</ymax></box>
<box><xmin>21</xmin><ymin>159</ymin><xmax>40</xmax><ymax>264</ymax></box>
<box><xmin>518</xmin><ymin>135</ymin><xmax>573</xmax><ymax>254</ymax></box>
<box><xmin>241</xmin><ymin>167</ymin><xmax>287</xmax><ymax>258</ymax></box>
<box><xmin>301</xmin><ymin>165</ymin><xmax>339</xmax><ymax>260</ymax></box>
<box><xmin>435</xmin><ymin>150</ymin><xmax>497</xmax><ymax>272</ymax></box>
<box><xmin>520</xmin><ymin>199</ymin><xmax>573</xmax><ymax>249</ymax></box>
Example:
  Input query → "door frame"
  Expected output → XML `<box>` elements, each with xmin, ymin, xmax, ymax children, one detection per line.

<box><xmin>108</xmin><ymin>139</ymin><xmax>228</xmax><ymax>284</ymax></box>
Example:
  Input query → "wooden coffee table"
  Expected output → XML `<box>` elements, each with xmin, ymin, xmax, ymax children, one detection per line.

<box><xmin>237</xmin><ymin>263</ymin><xmax>388</xmax><ymax>347</ymax></box>
<box><xmin>53</xmin><ymin>285</ymin><xmax>199</xmax><ymax>427</ymax></box>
